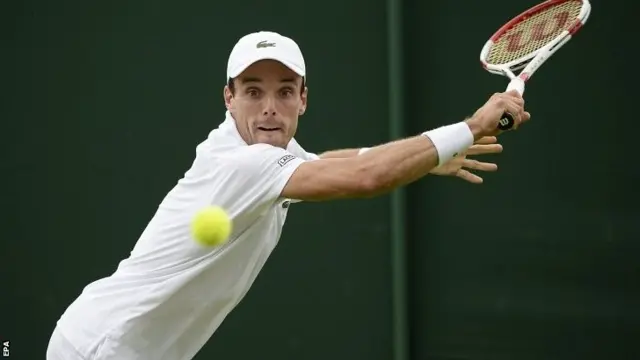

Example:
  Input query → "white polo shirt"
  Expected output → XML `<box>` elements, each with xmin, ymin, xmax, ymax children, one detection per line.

<box><xmin>55</xmin><ymin>111</ymin><xmax>319</xmax><ymax>360</ymax></box>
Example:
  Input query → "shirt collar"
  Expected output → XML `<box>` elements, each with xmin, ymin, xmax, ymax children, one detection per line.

<box><xmin>216</xmin><ymin>110</ymin><xmax>248</xmax><ymax>146</ymax></box>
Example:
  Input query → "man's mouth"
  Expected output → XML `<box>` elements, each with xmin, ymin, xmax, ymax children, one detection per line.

<box><xmin>257</xmin><ymin>126</ymin><xmax>281</xmax><ymax>132</ymax></box>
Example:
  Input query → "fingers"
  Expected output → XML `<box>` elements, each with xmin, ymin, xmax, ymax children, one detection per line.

<box><xmin>462</xmin><ymin>158</ymin><xmax>498</xmax><ymax>172</ymax></box>
<box><xmin>457</xmin><ymin>159</ymin><xmax>498</xmax><ymax>183</ymax></box>
<box><xmin>492</xmin><ymin>90</ymin><xmax>523</xmax><ymax>104</ymax></box>
<box><xmin>456</xmin><ymin>169</ymin><xmax>484</xmax><ymax>184</ymax></box>
<box><xmin>505</xmin><ymin>89</ymin><xmax>522</xmax><ymax>97</ymax></box>
<box><xmin>500</xmin><ymin>92</ymin><xmax>526</xmax><ymax>129</ymax></box>
<box><xmin>502</xmin><ymin>101</ymin><xmax>524</xmax><ymax>128</ymax></box>
<box><xmin>466</xmin><ymin>143</ymin><xmax>503</xmax><ymax>155</ymax></box>
<box><xmin>474</xmin><ymin>136</ymin><xmax>497</xmax><ymax>145</ymax></box>
<box><xmin>490</xmin><ymin>90</ymin><xmax>526</xmax><ymax>129</ymax></box>
<box><xmin>469</xmin><ymin>90</ymin><xmax>530</xmax><ymax>138</ymax></box>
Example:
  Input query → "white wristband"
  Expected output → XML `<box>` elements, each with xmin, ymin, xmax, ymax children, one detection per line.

<box><xmin>422</xmin><ymin>122</ymin><xmax>474</xmax><ymax>166</ymax></box>
<box><xmin>358</xmin><ymin>147</ymin><xmax>371</xmax><ymax>155</ymax></box>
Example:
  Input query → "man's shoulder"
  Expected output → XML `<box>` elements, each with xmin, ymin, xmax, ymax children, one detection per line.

<box><xmin>211</xmin><ymin>143</ymin><xmax>280</xmax><ymax>161</ymax></box>
<box><xmin>200</xmin><ymin>143</ymin><xmax>295</xmax><ymax>176</ymax></box>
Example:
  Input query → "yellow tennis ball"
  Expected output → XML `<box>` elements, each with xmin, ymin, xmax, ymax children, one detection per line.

<box><xmin>191</xmin><ymin>206</ymin><xmax>232</xmax><ymax>246</ymax></box>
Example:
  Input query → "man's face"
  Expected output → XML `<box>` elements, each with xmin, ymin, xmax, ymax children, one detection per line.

<box><xmin>224</xmin><ymin>60</ymin><xmax>307</xmax><ymax>149</ymax></box>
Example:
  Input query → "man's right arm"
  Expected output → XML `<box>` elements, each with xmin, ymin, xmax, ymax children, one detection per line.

<box><xmin>281</xmin><ymin>91</ymin><xmax>530</xmax><ymax>202</ymax></box>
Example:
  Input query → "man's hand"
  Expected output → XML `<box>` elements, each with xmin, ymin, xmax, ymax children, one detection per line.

<box><xmin>465</xmin><ymin>90</ymin><xmax>531</xmax><ymax>139</ymax></box>
<box><xmin>429</xmin><ymin>136</ymin><xmax>502</xmax><ymax>184</ymax></box>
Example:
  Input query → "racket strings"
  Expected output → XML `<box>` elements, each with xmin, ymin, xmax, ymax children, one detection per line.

<box><xmin>487</xmin><ymin>1</ymin><xmax>582</xmax><ymax>65</ymax></box>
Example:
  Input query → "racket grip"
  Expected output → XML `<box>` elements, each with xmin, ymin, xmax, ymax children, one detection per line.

<box><xmin>498</xmin><ymin>113</ymin><xmax>515</xmax><ymax>130</ymax></box>
<box><xmin>506</xmin><ymin>77</ymin><xmax>525</xmax><ymax>95</ymax></box>
<box><xmin>497</xmin><ymin>77</ymin><xmax>526</xmax><ymax>130</ymax></box>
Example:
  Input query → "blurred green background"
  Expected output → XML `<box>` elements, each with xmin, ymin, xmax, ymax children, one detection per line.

<box><xmin>3</xmin><ymin>0</ymin><xmax>638</xmax><ymax>359</ymax></box>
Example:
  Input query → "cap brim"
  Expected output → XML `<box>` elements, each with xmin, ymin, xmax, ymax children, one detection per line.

<box><xmin>227</xmin><ymin>56</ymin><xmax>305</xmax><ymax>79</ymax></box>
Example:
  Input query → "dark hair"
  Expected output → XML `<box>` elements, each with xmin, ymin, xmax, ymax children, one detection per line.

<box><xmin>227</xmin><ymin>77</ymin><xmax>306</xmax><ymax>95</ymax></box>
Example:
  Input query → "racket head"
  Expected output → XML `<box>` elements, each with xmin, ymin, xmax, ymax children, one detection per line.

<box><xmin>479</xmin><ymin>0</ymin><xmax>591</xmax><ymax>78</ymax></box>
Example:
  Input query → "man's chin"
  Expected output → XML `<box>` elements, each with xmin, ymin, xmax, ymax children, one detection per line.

<box><xmin>253</xmin><ymin>133</ymin><xmax>288</xmax><ymax>148</ymax></box>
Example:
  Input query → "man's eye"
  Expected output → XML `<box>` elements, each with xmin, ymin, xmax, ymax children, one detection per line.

<box><xmin>281</xmin><ymin>89</ymin><xmax>293</xmax><ymax>97</ymax></box>
<box><xmin>247</xmin><ymin>89</ymin><xmax>259</xmax><ymax>97</ymax></box>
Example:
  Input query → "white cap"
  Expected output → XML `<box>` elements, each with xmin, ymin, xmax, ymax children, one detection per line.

<box><xmin>226</xmin><ymin>31</ymin><xmax>306</xmax><ymax>80</ymax></box>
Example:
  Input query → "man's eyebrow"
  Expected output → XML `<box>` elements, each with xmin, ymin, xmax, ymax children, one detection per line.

<box><xmin>239</xmin><ymin>77</ymin><xmax>261</xmax><ymax>84</ymax></box>
<box><xmin>239</xmin><ymin>77</ymin><xmax>298</xmax><ymax>85</ymax></box>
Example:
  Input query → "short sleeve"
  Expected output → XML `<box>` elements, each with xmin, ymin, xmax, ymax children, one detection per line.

<box><xmin>211</xmin><ymin>144</ymin><xmax>306</xmax><ymax>219</ymax></box>
<box><xmin>287</xmin><ymin>137</ymin><xmax>320</xmax><ymax>161</ymax></box>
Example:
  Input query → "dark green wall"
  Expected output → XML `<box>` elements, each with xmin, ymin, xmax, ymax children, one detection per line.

<box><xmin>4</xmin><ymin>0</ymin><xmax>638</xmax><ymax>359</ymax></box>
<box><xmin>404</xmin><ymin>1</ymin><xmax>639</xmax><ymax>359</ymax></box>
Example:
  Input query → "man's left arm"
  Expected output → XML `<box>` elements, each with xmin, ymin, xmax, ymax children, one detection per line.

<box><xmin>288</xmin><ymin>138</ymin><xmax>366</xmax><ymax>160</ymax></box>
<box><xmin>318</xmin><ymin>148</ymin><xmax>364</xmax><ymax>159</ymax></box>
<box><xmin>316</xmin><ymin>136</ymin><xmax>504</xmax><ymax>184</ymax></box>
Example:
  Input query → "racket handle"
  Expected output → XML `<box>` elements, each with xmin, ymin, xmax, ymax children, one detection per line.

<box><xmin>497</xmin><ymin>78</ymin><xmax>526</xmax><ymax>131</ymax></box>
<box><xmin>506</xmin><ymin>77</ymin><xmax>525</xmax><ymax>95</ymax></box>
<box><xmin>498</xmin><ymin>113</ymin><xmax>515</xmax><ymax>130</ymax></box>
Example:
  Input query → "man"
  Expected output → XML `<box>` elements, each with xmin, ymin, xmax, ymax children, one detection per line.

<box><xmin>47</xmin><ymin>31</ymin><xmax>530</xmax><ymax>360</ymax></box>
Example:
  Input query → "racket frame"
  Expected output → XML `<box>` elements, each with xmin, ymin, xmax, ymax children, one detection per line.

<box><xmin>479</xmin><ymin>0</ymin><xmax>592</xmax><ymax>94</ymax></box>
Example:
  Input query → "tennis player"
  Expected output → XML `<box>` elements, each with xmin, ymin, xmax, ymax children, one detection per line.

<box><xmin>46</xmin><ymin>31</ymin><xmax>530</xmax><ymax>360</ymax></box>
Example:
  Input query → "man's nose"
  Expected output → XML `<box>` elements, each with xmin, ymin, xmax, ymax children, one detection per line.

<box><xmin>262</xmin><ymin>96</ymin><xmax>276</xmax><ymax>116</ymax></box>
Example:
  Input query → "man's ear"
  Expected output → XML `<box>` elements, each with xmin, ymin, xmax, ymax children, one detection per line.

<box><xmin>224</xmin><ymin>85</ymin><xmax>233</xmax><ymax>111</ymax></box>
<box><xmin>299</xmin><ymin>86</ymin><xmax>308</xmax><ymax>115</ymax></box>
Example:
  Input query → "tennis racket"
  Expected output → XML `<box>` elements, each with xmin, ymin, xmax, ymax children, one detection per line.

<box><xmin>480</xmin><ymin>0</ymin><xmax>592</xmax><ymax>130</ymax></box>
